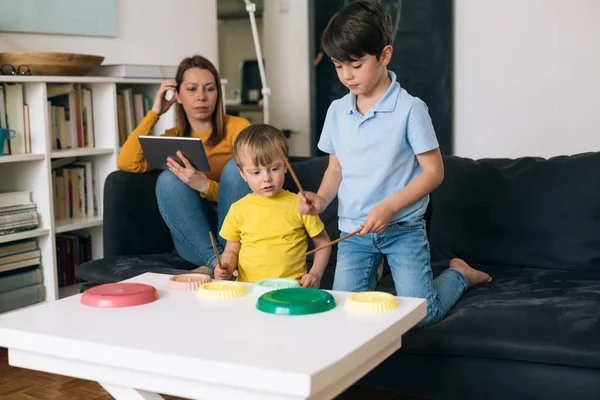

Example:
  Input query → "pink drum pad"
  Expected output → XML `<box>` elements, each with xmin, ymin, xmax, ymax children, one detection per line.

<box><xmin>81</xmin><ymin>283</ymin><xmax>159</xmax><ymax>308</ymax></box>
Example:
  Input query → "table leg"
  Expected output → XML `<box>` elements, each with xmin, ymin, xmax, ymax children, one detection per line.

<box><xmin>100</xmin><ymin>382</ymin><xmax>165</xmax><ymax>400</ymax></box>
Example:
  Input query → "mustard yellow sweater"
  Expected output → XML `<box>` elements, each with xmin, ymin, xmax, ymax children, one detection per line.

<box><xmin>117</xmin><ymin>111</ymin><xmax>250</xmax><ymax>202</ymax></box>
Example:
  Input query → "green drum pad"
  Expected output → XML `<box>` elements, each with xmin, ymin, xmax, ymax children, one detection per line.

<box><xmin>253</xmin><ymin>278</ymin><xmax>300</xmax><ymax>297</ymax></box>
<box><xmin>256</xmin><ymin>288</ymin><xmax>336</xmax><ymax>316</ymax></box>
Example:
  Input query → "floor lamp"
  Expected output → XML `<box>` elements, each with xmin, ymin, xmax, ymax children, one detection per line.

<box><xmin>243</xmin><ymin>0</ymin><xmax>270</xmax><ymax>124</ymax></box>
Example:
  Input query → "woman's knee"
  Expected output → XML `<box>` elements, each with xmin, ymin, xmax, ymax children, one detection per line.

<box><xmin>156</xmin><ymin>169</ymin><xmax>187</xmax><ymax>199</ymax></box>
<box><xmin>221</xmin><ymin>158</ymin><xmax>241</xmax><ymax>182</ymax></box>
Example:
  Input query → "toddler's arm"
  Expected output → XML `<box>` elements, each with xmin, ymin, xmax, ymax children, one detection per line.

<box><xmin>300</xmin><ymin>229</ymin><xmax>331</xmax><ymax>288</ymax></box>
<box><xmin>360</xmin><ymin>148</ymin><xmax>444</xmax><ymax>234</ymax></box>
<box><xmin>214</xmin><ymin>240</ymin><xmax>240</xmax><ymax>280</ymax></box>
<box><xmin>298</xmin><ymin>155</ymin><xmax>342</xmax><ymax>215</ymax></box>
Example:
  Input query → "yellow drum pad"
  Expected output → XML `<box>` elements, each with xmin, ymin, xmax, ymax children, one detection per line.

<box><xmin>344</xmin><ymin>292</ymin><xmax>398</xmax><ymax>313</ymax></box>
<box><xmin>197</xmin><ymin>281</ymin><xmax>247</xmax><ymax>300</ymax></box>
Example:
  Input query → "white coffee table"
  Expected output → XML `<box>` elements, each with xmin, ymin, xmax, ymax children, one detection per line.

<box><xmin>0</xmin><ymin>273</ymin><xmax>425</xmax><ymax>400</ymax></box>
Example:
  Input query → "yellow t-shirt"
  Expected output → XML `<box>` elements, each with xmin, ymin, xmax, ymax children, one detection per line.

<box><xmin>220</xmin><ymin>191</ymin><xmax>325</xmax><ymax>283</ymax></box>
<box><xmin>116</xmin><ymin>111</ymin><xmax>250</xmax><ymax>202</ymax></box>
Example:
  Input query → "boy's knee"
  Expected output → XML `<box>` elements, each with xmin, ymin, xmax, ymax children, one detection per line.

<box><xmin>415</xmin><ymin>309</ymin><xmax>444</xmax><ymax>329</ymax></box>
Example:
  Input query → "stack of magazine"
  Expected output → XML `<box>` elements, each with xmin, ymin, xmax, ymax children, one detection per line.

<box><xmin>0</xmin><ymin>191</ymin><xmax>39</xmax><ymax>235</ymax></box>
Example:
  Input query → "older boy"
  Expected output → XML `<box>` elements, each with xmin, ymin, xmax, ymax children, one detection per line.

<box><xmin>299</xmin><ymin>0</ymin><xmax>490</xmax><ymax>326</ymax></box>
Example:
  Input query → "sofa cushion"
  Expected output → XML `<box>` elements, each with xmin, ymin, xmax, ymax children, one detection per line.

<box><xmin>76</xmin><ymin>253</ymin><xmax>197</xmax><ymax>284</ymax></box>
<box><xmin>400</xmin><ymin>264</ymin><xmax>600</xmax><ymax>369</ymax></box>
<box><xmin>430</xmin><ymin>152</ymin><xmax>600</xmax><ymax>272</ymax></box>
<box><xmin>76</xmin><ymin>248</ymin><xmax>339</xmax><ymax>290</ymax></box>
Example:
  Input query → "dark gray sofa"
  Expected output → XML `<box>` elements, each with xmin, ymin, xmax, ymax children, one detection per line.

<box><xmin>77</xmin><ymin>154</ymin><xmax>600</xmax><ymax>400</ymax></box>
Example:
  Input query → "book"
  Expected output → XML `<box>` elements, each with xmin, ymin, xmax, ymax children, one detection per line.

<box><xmin>0</xmin><ymin>283</ymin><xmax>45</xmax><ymax>314</ymax></box>
<box><xmin>0</xmin><ymin>266</ymin><xmax>43</xmax><ymax>295</ymax></box>
<box><xmin>1</xmin><ymin>85</ymin><xmax>10</xmax><ymax>154</ymax></box>
<box><xmin>0</xmin><ymin>247</ymin><xmax>41</xmax><ymax>265</ymax></box>
<box><xmin>116</xmin><ymin>93</ymin><xmax>127</xmax><ymax>146</ymax></box>
<box><xmin>121</xmin><ymin>88</ymin><xmax>134</xmax><ymax>136</ymax></box>
<box><xmin>0</xmin><ymin>254</ymin><xmax>41</xmax><ymax>274</ymax></box>
<box><xmin>82</xmin><ymin>88</ymin><xmax>95</xmax><ymax>147</ymax></box>
<box><xmin>133</xmin><ymin>94</ymin><xmax>144</xmax><ymax>127</ymax></box>
<box><xmin>4</xmin><ymin>83</ymin><xmax>26</xmax><ymax>154</ymax></box>
<box><xmin>0</xmin><ymin>191</ymin><xmax>33</xmax><ymax>209</ymax></box>
<box><xmin>72</xmin><ymin>161</ymin><xmax>95</xmax><ymax>217</ymax></box>
<box><xmin>0</xmin><ymin>206</ymin><xmax>39</xmax><ymax>232</ymax></box>
<box><xmin>0</xmin><ymin>86</ymin><xmax>7</xmax><ymax>155</ymax></box>
<box><xmin>23</xmin><ymin>104</ymin><xmax>31</xmax><ymax>153</ymax></box>
<box><xmin>0</xmin><ymin>239</ymin><xmax>37</xmax><ymax>257</ymax></box>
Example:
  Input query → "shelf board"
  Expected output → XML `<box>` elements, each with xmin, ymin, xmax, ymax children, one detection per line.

<box><xmin>0</xmin><ymin>153</ymin><xmax>45</xmax><ymax>164</ymax></box>
<box><xmin>0</xmin><ymin>76</ymin><xmax>226</xmax><ymax>85</ymax></box>
<box><xmin>0</xmin><ymin>228</ymin><xmax>49</xmax><ymax>244</ymax></box>
<box><xmin>55</xmin><ymin>216</ymin><xmax>103</xmax><ymax>233</ymax></box>
<box><xmin>50</xmin><ymin>148</ymin><xmax>114</xmax><ymax>158</ymax></box>
<box><xmin>0</xmin><ymin>76</ymin><xmax>162</xmax><ymax>84</ymax></box>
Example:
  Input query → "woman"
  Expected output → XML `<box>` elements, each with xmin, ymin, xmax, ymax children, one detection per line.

<box><xmin>117</xmin><ymin>55</ymin><xmax>251</xmax><ymax>271</ymax></box>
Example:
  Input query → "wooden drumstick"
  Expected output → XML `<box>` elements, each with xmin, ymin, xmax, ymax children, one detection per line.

<box><xmin>305</xmin><ymin>229</ymin><xmax>362</xmax><ymax>256</ymax></box>
<box><xmin>208</xmin><ymin>231</ymin><xmax>222</xmax><ymax>267</ymax></box>
<box><xmin>277</xmin><ymin>145</ymin><xmax>305</xmax><ymax>197</ymax></box>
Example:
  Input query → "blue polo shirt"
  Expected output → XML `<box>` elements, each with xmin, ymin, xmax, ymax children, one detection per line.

<box><xmin>318</xmin><ymin>70</ymin><xmax>439</xmax><ymax>233</ymax></box>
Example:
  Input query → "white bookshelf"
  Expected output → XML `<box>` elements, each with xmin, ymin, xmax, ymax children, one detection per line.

<box><xmin>0</xmin><ymin>76</ymin><xmax>175</xmax><ymax>303</ymax></box>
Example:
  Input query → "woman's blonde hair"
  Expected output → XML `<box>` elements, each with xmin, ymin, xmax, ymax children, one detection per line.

<box><xmin>233</xmin><ymin>124</ymin><xmax>289</xmax><ymax>169</ymax></box>
<box><xmin>175</xmin><ymin>55</ymin><xmax>225</xmax><ymax>147</ymax></box>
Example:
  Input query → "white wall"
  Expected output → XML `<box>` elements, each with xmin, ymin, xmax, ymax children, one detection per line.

<box><xmin>454</xmin><ymin>0</ymin><xmax>600</xmax><ymax>159</ymax></box>
<box><xmin>262</xmin><ymin>0</ymin><xmax>600</xmax><ymax>160</ymax></box>
<box><xmin>264</xmin><ymin>0</ymin><xmax>312</xmax><ymax>157</ymax></box>
<box><xmin>218</xmin><ymin>18</ymin><xmax>263</xmax><ymax>103</ymax></box>
<box><xmin>0</xmin><ymin>0</ymin><xmax>218</xmax><ymax>67</ymax></box>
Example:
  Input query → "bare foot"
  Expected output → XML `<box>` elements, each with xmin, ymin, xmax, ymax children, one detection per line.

<box><xmin>190</xmin><ymin>266</ymin><xmax>212</xmax><ymax>275</ymax></box>
<box><xmin>449</xmin><ymin>258</ymin><xmax>492</xmax><ymax>287</ymax></box>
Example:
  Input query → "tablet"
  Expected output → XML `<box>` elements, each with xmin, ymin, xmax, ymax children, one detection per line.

<box><xmin>139</xmin><ymin>136</ymin><xmax>211</xmax><ymax>172</ymax></box>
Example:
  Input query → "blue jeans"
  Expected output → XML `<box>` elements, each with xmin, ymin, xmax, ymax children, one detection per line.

<box><xmin>155</xmin><ymin>159</ymin><xmax>250</xmax><ymax>269</ymax></box>
<box><xmin>333</xmin><ymin>217</ymin><xmax>467</xmax><ymax>328</ymax></box>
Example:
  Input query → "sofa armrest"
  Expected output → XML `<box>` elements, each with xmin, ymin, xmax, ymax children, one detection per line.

<box><xmin>103</xmin><ymin>170</ymin><xmax>174</xmax><ymax>257</ymax></box>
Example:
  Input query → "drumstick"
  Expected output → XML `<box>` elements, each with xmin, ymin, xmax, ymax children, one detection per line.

<box><xmin>277</xmin><ymin>145</ymin><xmax>305</xmax><ymax>197</ymax></box>
<box><xmin>208</xmin><ymin>231</ymin><xmax>222</xmax><ymax>267</ymax></box>
<box><xmin>305</xmin><ymin>229</ymin><xmax>362</xmax><ymax>256</ymax></box>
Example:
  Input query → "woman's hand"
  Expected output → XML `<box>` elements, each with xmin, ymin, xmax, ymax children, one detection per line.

<box><xmin>167</xmin><ymin>151</ymin><xmax>210</xmax><ymax>193</ymax></box>
<box><xmin>151</xmin><ymin>80</ymin><xmax>178</xmax><ymax>116</ymax></box>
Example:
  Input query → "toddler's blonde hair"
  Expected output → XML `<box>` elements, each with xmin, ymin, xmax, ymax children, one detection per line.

<box><xmin>233</xmin><ymin>124</ymin><xmax>289</xmax><ymax>169</ymax></box>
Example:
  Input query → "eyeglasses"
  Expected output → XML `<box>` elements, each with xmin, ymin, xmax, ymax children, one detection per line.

<box><xmin>1</xmin><ymin>64</ymin><xmax>32</xmax><ymax>76</ymax></box>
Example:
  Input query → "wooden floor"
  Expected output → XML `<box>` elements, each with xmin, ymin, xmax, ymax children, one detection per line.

<box><xmin>0</xmin><ymin>348</ymin><xmax>422</xmax><ymax>400</ymax></box>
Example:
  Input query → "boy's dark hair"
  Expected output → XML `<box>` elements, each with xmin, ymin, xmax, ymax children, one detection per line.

<box><xmin>321</xmin><ymin>0</ymin><xmax>393</xmax><ymax>62</ymax></box>
<box><xmin>233</xmin><ymin>124</ymin><xmax>289</xmax><ymax>170</ymax></box>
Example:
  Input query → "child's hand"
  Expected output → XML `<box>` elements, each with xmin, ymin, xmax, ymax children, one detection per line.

<box><xmin>300</xmin><ymin>272</ymin><xmax>321</xmax><ymax>288</ymax></box>
<box><xmin>298</xmin><ymin>191</ymin><xmax>324</xmax><ymax>215</ymax></box>
<box><xmin>214</xmin><ymin>263</ymin><xmax>232</xmax><ymax>280</ymax></box>
<box><xmin>360</xmin><ymin>201</ymin><xmax>395</xmax><ymax>235</ymax></box>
